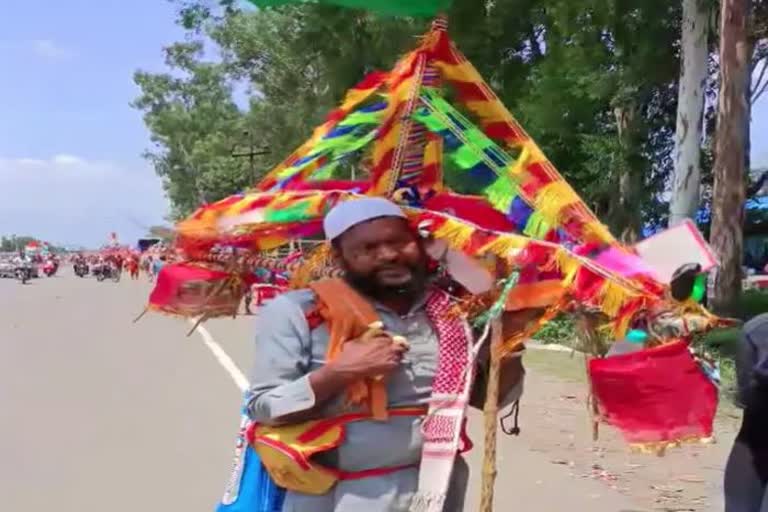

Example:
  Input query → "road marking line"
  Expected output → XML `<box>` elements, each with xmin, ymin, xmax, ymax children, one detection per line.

<box><xmin>188</xmin><ymin>320</ymin><xmax>249</xmax><ymax>392</ymax></box>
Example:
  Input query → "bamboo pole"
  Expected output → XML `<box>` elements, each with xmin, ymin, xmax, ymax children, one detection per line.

<box><xmin>479</xmin><ymin>315</ymin><xmax>503</xmax><ymax>512</ymax></box>
<box><xmin>576</xmin><ymin>312</ymin><xmax>602</xmax><ymax>441</ymax></box>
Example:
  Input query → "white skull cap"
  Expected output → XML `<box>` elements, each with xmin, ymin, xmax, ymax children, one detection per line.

<box><xmin>323</xmin><ymin>197</ymin><xmax>406</xmax><ymax>241</ymax></box>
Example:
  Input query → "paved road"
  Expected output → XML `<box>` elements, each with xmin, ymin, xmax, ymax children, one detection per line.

<box><xmin>1</xmin><ymin>273</ymin><xmax>642</xmax><ymax>512</ymax></box>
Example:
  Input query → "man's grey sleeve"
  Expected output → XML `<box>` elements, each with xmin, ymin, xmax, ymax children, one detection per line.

<box><xmin>246</xmin><ymin>295</ymin><xmax>316</xmax><ymax>424</ymax></box>
<box><xmin>735</xmin><ymin>328</ymin><xmax>756</xmax><ymax>409</ymax></box>
<box><xmin>737</xmin><ymin>314</ymin><xmax>768</xmax><ymax>409</ymax></box>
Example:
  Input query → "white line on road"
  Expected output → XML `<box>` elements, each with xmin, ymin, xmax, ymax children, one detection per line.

<box><xmin>187</xmin><ymin>320</ymin><xmax>249</xmax><ymax>392</ymax></box>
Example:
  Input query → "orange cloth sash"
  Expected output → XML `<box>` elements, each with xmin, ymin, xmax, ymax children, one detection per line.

<box><xmin>308</xmin><ymin>279</ymin><xmax>389</xmax><ymax>421</ymax></box>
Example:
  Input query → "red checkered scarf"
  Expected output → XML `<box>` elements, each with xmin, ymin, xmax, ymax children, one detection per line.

<box><xmin>411</xmin><ymin>289</ymin><xmax>475</xmax><ymax>512</ymax></box>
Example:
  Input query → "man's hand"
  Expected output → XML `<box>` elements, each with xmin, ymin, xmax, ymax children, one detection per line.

<box><xmin>270</xmin><ymin>334</ymin><xmax>408</xmax><ymax>425</ymax></box>
<box><xmin>329</xmin><ymin>334</ymin><xmax>408</xmax><ymax>381</ymax></box>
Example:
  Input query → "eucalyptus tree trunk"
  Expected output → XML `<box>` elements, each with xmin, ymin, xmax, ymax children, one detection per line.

<box><xmin>669</xmin><ymin>0</ymin><xmax>710</xmax><ymax>226</ymax></box>
<box><xmin>710</xmin><ymin>0</ymin><xmax>750</xmax><ymax>314</ymax></box>
<box><xmin>613</xmin><ymin>104</ymin><xmax>642</xmax><ymax>240</ymax></box>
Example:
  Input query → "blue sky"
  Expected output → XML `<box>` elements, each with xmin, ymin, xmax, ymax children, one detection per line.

<box><xmin>0</xmin><ymin>0</ymin><xmax>184</xmax><ymax>248</ymax></box>
<box><xmin>0</xmin><ymin>1</ymin><xmax>766</xmax><ymax>248</ymax></box>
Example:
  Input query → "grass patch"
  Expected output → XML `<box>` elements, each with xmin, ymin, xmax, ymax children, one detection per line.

<box><xmin>696</xmin><ymin>327</ymin><xmax>741</xmax><ymax>403</ymax></box>
<box><xmin>534</xmin><ymin>315</ymin><xmax>578</xmax><ymax>346</ymax></box>
<box><xmin>524</xmin><ymin>349</ymin><xmax>588</xmax><ymax>384</ymax></box>
<box><xmin>735</xmin><ymin>289</ymin><xmax>768</xmax><ymax>321</ymax></box>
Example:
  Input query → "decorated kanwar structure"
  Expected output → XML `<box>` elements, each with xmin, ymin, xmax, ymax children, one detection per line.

<box><xmin>142</xmin><ymin>11</ymin><xmax>730</xmax><ymax>512</ymax></box>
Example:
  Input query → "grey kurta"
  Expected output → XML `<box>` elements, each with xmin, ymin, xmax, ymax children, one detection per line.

<box><xmin>725</xmin><ymin>313</ymin><xmax>768</xmax><ymax>512</ymax></box>
<box><xmin>247</xmin><ymin>289</ymin><xmax>474</xmax><ymax>512</ymax></box>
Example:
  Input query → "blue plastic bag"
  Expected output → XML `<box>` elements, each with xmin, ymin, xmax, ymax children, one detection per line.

<box><xmin>216</xmin><ymin>411</ymin><xmax>285</xmax><ymax>512</ymax></box>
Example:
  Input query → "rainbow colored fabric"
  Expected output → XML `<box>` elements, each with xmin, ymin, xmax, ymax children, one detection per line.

<box><xmin>178</xmin><ymin>190</ymin><xmax>664</xmax><ymax>340</ymax></box>
<box><xmin>245</xmin><ymin>22</ymin><xmax>614</xmax><ymax>250</ymax></box>
<box><xmin>175</xmin><ymin>20</ymin><xmax>676</xmax><ymax>339</ymax></box>
<box><xmin>169</xmin><ymin>20</ymin><xmax>724</xmax><ymax>454</ymax></box>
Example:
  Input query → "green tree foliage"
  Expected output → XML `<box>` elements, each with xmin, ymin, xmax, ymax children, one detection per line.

<box><xmin>516</xmin><ymin>0</ymin><xmax>681</xmax><ymax>235</ymax></box>
<box><xmin>133</xmin><ymin>41</ymin><xmax>255</xmax><ymax>218</ymax></box>
<box><xmin>1</xmin><ymin>236</ymin><xmax>40</xmax><ymax>253</ymax></box>
<box><xmin>135</xmin><ymin>0</ymin><xmax>684</xmax><ymax>230</ymax></box>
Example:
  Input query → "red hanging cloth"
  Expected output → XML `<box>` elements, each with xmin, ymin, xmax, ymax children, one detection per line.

<box><xmin>588</xmin><ymin>341</ymin><xmax>718</xmax><ymax>451</ymax></box>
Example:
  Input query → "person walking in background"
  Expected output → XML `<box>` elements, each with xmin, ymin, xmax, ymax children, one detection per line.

<box><xmin>127</xmin><ymin>255</ymin><xmax>139</xmax><ymax>280</ymax></box>
<box><xmin>145</xmin><ymin>255</ymin><xmax>154</xmax><ymax>282</ymax></box>
<box><xmin>725</xmin><ymin>313</ymin><xmax>768</xmax><ymax>511</ymax></box>
<box><xmin>151</xmin><ymin>255</ymin><xmax>166</xmax><ymax>282</ymax></box>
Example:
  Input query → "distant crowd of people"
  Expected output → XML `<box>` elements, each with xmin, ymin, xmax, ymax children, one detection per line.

<box><xmin>68</xmin><ymin>250</ymin><xmax>174</xmax><ymax>282</ymax></box>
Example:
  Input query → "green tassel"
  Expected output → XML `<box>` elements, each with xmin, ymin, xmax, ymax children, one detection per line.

<box><xmin>523</xmin><ymin>212</ymin><xmax>551</xmax><ymax>239</ymax></box>
<box><xmin>473</xmin><ymin>272</ymin><xmax>521</xmax><ymax>327</ymax></box>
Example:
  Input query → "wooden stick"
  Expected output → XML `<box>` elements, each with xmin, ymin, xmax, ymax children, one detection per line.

<box><xmin>576</xmin><ymin>313</ymin><xmax>602</xmax><ymax>441</ymax></box>
<box><xmin>479</xmin><ymin>316</ymin><xmax>503</xmax><ymax>512</ymax></box>
<box><xmin>186</xmin><ymin>313</ymin><xmax>209</xmax><ymax>337</ymax></box>
<box><xmin>132</xmin><ymin>307</ymin><xmax>149</xmax><ymax>324</ymax></box>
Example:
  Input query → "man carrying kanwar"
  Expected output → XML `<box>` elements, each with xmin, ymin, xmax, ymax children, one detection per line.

<box><xmin>247</xmin><ymin>197</ymin><xmax>545</xmax><ymax>512</ymax></box>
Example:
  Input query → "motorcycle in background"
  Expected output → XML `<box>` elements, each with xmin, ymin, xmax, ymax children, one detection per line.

<box><xmin>74</xmin><ymin>261</ymin><xmax>89</xmax><ymax>277</ymax></box>
<box><xmin>42</xmin><ymin>259</ymin><xmax>58</xmax><ymax>277</ymax></box>
<box><xmin>94</xmin><ymin>262</ymin><xmax>120</xmax><ymax>283</ymax></box>
<box><xmin>15</xmin><ymin>262</ymin><xmax>32</xmax><ymax>284</ymax></box>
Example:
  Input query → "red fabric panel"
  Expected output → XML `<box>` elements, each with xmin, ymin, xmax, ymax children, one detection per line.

<box><xmin>149</xmin><ymin>263</ymin><xmax>231</xmax><ymax>309</ymax></box>
<box><xmin>424</xmin><ymin>193</ymin><xmax>516</xmax><ymax>232</ymax></box>
<box><xmin>589</xmin><ymin>341</ymin><xmax>717</xmax><ymax>446</ymax></box>
<box><xmin>430</xmin><ymin>31</ymin><xmax>459</xmax><ymax>64</ymax></box>
<box><xmin>482</xmin><ymin>121</ymin><xmax>521</xmax><ymax>143</ymax></box>
<box><xmin>352</xmin><ymin>70</ymin><xmax>388</xmax><ymax>92</ymax></box>
<box><xmin>450</xmin><ymin>80</ymin><xmax>488</xmax><ymax>102</ymax></box>
<box><xmin>283</xmin><ymin>180</ymin><xmax>370</xmax><ymax>192</ymax></box>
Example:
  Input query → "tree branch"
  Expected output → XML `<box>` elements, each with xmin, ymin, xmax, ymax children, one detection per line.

<box><xmin>748</xmin><ymin>170</ymin><xmax>768</xmax><ymax>198</ymax></box>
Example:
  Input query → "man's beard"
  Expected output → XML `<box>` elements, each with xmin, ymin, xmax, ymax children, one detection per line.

<box><xmin>342</xmin><ymin>264</ymin><xmax>428</xmax><ymax>301</ymax></box>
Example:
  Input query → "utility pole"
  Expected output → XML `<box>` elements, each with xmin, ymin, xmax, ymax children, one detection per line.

<box><xmin>231</xmin><ymin>130</ymin><xmax>269</xmax><ymax>185</ymax></box>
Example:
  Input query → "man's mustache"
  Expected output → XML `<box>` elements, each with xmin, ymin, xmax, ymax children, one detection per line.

<box><xmin>375</xmin><ymin>264</ymin><xmax>413</xmax><ymax>273</ymax></box>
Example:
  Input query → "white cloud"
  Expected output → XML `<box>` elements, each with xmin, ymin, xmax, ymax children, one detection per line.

<box><xmin>52</xmin><ymin>154</ymin><xmax>86</xmax><ymax>166</ymax></box>
<box><xmin>0</xmin><ymin>155</ymin><xmax>168</xmax><ymax>247</ymax></box>
<box><xmin>31</xmin><ymin>39</ymin><xmax>75</xmax><ymax>60</ymax></box>
<box><xmin>14</xmin><ymin>158</ymin><xmax>47</xmax><ymax>168</ymax></box>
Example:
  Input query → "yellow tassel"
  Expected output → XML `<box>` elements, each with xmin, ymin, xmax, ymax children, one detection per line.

<box><xmin>555</xmin><ymin>248</ymin><xmax>581</xmax><ymax>287</ymax></box>
<box><xmin>533</xmin><ymin>181</ymin><xmax>580</xmax><ymax>227</ymax></box>
<box><xmin>290</xmin><ymin>243</ymin><xmax>332</xmax><ymax>288</ymax></box>
<box><xmin>598</xmin><ymin>280</ymin><xmax>631</xmax><ymax>319</ymax></box>
<box><xmin>628</xmin><ymin>435</ymin><xmax>714</xmax><ymax>456</ymax></box>
<box><xmin>525</xmin><ymin>143</ymin><xmax>548</xmax><ymax>165</ymax></box>
<box><xmin>433</xmin><ymin>219</ymin><xmax>474</xmax><ymax>250</ymax></box>
<box><xmin>507</xmin><ymin>144</ymin><xmax>531</xmax><ymax>177</ymax></box>
<box><xmin>583</xmin><ymin>221</ymin><xmax>615</xmax><ymax>246</ymax></box>
<box><xmin>612</xmin><ymin>312</ymin><xmax>634</xmax><ymax>340</ymax></box>
<box><xmin>476</xmin><ymin>234</ymin><xmax>528</xmax><ymax>259</ymax></box>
